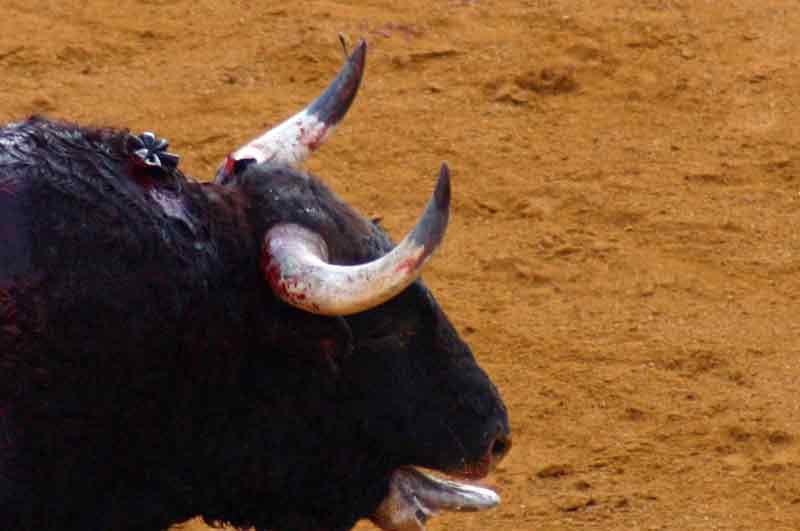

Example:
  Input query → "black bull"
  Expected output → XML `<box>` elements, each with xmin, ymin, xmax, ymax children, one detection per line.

<box><xmin>0</xmin><ymin>42</ymin><xmax>510</xmax><ymax>531</ymax></box>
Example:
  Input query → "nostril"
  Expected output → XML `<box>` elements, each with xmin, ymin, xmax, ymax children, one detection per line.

<box><xmin>491</xmin><ymin>434</ymin><xmax>512</xmax><ymax>462</ymax></box>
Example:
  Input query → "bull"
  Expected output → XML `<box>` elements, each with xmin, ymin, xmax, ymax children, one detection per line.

<box><xmin>0</xmin><ymin>41</ymin><xmax>510</xmax><ymax>531</ymax></box>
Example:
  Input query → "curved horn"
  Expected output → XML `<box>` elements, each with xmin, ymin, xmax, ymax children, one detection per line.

<box><xmin>216</xmin><ymin>40</ymin><xmax>367</xmax><ymax>183</ymax></box>
<box><xmin>262</xmin><ymin>164</ymin><xmax>451</xmax><ymax>316</ymax></box>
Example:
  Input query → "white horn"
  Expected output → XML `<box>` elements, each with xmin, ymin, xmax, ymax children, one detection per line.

<box><xmin>262</xmin><ymin>164</ymin><xmax>451</xmax><ymax>316</ymax></box>
<box><xmin>215</xmin><ymin>40</ymin><xmax>367</xmax><ymax>184</ymax></box>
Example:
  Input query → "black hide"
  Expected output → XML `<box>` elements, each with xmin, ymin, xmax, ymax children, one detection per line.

<box><xmin>0</xmin><ymin>117</ymin><xmax>508</xmax><ymax>531</ymax></box>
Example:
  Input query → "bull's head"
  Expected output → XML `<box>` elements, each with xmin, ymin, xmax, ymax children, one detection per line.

<box><xmin>211</xmin><ymin>41</ymin><xmax>510</xmax><ymax>531</ymax></box>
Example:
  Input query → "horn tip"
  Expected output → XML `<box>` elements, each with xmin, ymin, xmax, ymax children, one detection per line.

<box><xmin>434</xmin><ymin>162</ymin><xmax>451</xmax><ymax>210</ymax></box>
<box><xmin>350</xmin><ymin>38</ymin><xmax>367</xmax><ymax>67</ymax></box>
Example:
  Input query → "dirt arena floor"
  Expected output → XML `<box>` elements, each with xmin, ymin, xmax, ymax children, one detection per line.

<box><xmin>3</xmin><ymin>1</ymin><xmax>799</xmax><ymax>530</ymax></box>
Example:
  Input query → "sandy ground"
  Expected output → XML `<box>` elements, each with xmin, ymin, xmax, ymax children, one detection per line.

<box><xmin>2</xmin><ymin>1</ymin><xmax>800</xmax><ymax>530</ymax></box>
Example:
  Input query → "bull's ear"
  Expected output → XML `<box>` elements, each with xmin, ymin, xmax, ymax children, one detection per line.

<box><xmin>215</xmin><ymin>40</ymin><xmax>367</xmax><ymax>184</ymax></box>
<box><xmin>261</xmin><ymin>164</ymin><xmax>451</xmax><ymax>316</ymax></box>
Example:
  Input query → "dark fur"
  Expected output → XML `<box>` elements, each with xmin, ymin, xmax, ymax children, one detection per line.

<box><xmin>0</xmin><ymin>117</ymin><xmax>508</xmax><ymax>531</ymax></box>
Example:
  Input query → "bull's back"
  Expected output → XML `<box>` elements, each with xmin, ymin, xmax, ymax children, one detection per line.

<box><xmin>0</xmin><ymin>118</ymin><xmax>249</xmax><ymax>390</ymax></box>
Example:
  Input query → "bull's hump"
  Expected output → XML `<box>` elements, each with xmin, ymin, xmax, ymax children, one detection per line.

<box><xmin>0</xmin><ymin>119</ymin><xmax>227</xmax><ymax>282</ymax></box>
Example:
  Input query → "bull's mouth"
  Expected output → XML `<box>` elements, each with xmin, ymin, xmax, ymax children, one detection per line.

<box><xmin>370</xmin><ymin>443</ymin><xmax>509</xmax><ymax>531</ymax></box>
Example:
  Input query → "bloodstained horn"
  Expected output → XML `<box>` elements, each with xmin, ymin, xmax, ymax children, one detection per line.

<box><xmin>216</xmin><ymin>40</ymin><xmax>367</xmax><ymax>182</ymax></box>
<box><xmin>262</xmin><ymin>163</ymin><xmax>451</xmax><ymax>316</ymax></box>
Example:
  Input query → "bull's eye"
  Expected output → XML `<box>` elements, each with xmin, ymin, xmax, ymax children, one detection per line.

<box><xmin>356</xmin><ymin>320</ymin><xmax>417</xmax><ymax>345</ymax></box>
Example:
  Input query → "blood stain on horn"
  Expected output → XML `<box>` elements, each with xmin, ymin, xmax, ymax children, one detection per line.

<box><xmin>260</xmin><ymin>247</ymin><xmax>290</xmax><ymax>300</ymax></box>
<box><xmin>395</xmin><ymin>256</ymin><xmax>420</xmax><ymax>274</ymax></box>
<box><xmin>301</xmin><ymin>126</ymin><xmax>329</xmax><ymax>151</ymax></box>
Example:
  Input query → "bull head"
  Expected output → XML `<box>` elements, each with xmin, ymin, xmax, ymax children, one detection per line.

<box><xmin>213</xmin><ymin>40</ymin><xmax>508</xmax><ymax>530</ymax></box>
